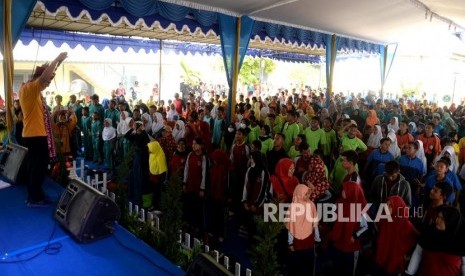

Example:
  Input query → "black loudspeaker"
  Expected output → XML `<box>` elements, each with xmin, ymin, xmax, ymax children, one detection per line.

<box><xmin>0</xmin><ymin>143</ymin><xmax>28</xmax><ymax>183</ymax></box>
<box><xmin>186</xmin><ymin>253</ymin><xmax>233</xmax><ymax>276</ymax></box>
<box><xmin>55</xmin><ymin>178</ymin><xmax>121</xmax><ymax>243</ymax></box>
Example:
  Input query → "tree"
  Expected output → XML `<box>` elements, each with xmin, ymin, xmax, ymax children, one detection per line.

<box><xmin>180</xmin><ymin>59</ymin><xmax>202</xmax><ymax>86</ymax></box>
<box><xmin>288</xmin><ymin>63</ymin><xmax>321</xmax><ymax>88</ymax></box>
<box><xmin>249</xmin><ymin>214</ymin><xmax>283</xmax><ymax>275</ymax></box>
<box><xmin>239</xmin><ymin>57</ymin><xmax>276</xmax><ymax>86</ymax></box>
<box><xmin>400</xmin><ymin>81</ymin><xmax>422</xmax><ymax>98</ymax></box>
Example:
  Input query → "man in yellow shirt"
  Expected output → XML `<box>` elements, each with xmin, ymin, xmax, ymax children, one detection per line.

<box><xmin>19</xmin><ymin>52</ymin><xmax>68</xmax><ymax>207</ymax></box>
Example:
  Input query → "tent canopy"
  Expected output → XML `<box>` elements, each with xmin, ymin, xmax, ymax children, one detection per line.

<box><xmin>178</xmin><ymin>0</ymin><xmax>465</xmax><ymax>43</ymax></box>
<box><xmin>26</xmin><ymin>0</ymin><xmax>385</xmax><ymax>57</ymax></box>
<box><xmin>18</xmin><ymin>27</ymin><xmax>321</xmax><ymax>63</ymax></box>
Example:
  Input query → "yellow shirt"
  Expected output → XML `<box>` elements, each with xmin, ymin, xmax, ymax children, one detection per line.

<box><xmin>19</xmin><ymin>79</ymin><xmax>47</xmax><ymax>137</ymax></box>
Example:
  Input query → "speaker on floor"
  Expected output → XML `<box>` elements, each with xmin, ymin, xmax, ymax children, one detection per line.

<box><xmin>55</xmin><ymin>178</ymin><xmax>121</xmax><ymax>243</ymax></box>
<box><xmin>0</xmin><ymin>143</ymin><xmax>28</xmax><ymax>183</ymax></box>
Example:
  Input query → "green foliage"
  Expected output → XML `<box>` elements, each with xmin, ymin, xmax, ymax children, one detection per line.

<box><xmin>249</xmin><ymin>214</ymin><xmax>283</xmax><ymax>276</ymax></box>
<box><xmin>114</xmin><ymin>146</ymin><xmax>134</xmax><ymax>218</ymax></box>
<box><xmin>179</xmin><ymin>244</ymin><xmax>202</xmax><ymax>268</ymax></box>
<box><xmin>288</xmin><ymin>64</ymin><xmax>320</xmax><ymax>87</ymax></box>
<box><xmin>180</xmin><ymin>59</ymin><xmax>202</xmax><ymax>86</ymax></box>
<box><xmin>158</xmin><ymin>173</ymin><xmax>185</xmax><ymax>265</ymax></box>
<box><xmin>400</xmin><ymin>82</ymin><xmax>422</xmax><ymax>98</ymax></box>
<box><xmin>112</xmin><ymin>148</ymin><xmax>192</xmax><ymax>269</ymax></box>
<box><xmin>239</xmin><ymin>57</ymin><xmax>276</xmax><ymax>86</ymax></box>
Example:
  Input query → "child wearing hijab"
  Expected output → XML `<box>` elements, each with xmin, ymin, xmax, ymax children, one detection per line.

<box><xmin>324</xmin><ymin>182</ymin><xmax>369</xmax><ymax>276</ymax></box>
<box><xmin>388</xmin><ymin>117</ymin><xmax>399</xmax><ymax>133</ymax></box>
<box><xmin>365</xmin><ymin>110</ymin><xmax>380</xmax><ymax>128</ymax></box>
<box><xmin>408</xmin><ymin>122</ymin><xmax>418</xmax><ymax>139</ymax></box>
<box><xmin>242</xmin><ymin>151</ymin><xmax>270</xmax><ymax>238</ymax></box>
<box><xmin>303</xmin><ymin>156</ymin><xmax>330</xmax><ymax>201</ymax></box>
<box><xmin>434</xmin><ymin>145</ymin><xmax>459</xmax><ymax>174</ymax></box>
<box><xmin>374</xmin><ymin>196</ymin><xmax>418</xmax><ymax>275</ymax></box>
<box><xmin>286</xmin><ymin>184</ymin><xmax>320</xmax><ymax>276</ymax></box>
<box><xmin>124</xmin><ymin>120</ymin><xmax>150</xmax><ymax>207</ymax></box>
<box><xmin>151</xmin><ymin>112</ymin><xmax>164</xmax><ymax>139</ymax></box>
<box><xmin>141</xmin><ymin>113</ymin><xmax>153</xmax><ymax>136</ymax></box>
<box><xmin>157</xmin><ymin>126</ymin><xmax>176</xmax><ymax>165</ymax></box>
<box><xmin>147</xmin><ymin>139</ymin><xmax>167</xmax><ymax>210</ymax></box>
<box><xmin>387</xmin><ymin>130</ymin><xmax>401</xmax><ymax>159</ymax></box>
<box><xmin>270</xmin><ymin>158</ymin><xmax>299</xmax><ymax>203</ymax></box>
<box><xmin>406</xmin><ymin>206</ymin><xmax>465</xmax><ymax>276</ymax></box>
<box><xmin>172</xmin><ymin>119</ymin><xmax>186</xmax><ymax>143</ymax></box>
<box><xmin>102</xmin><ymin>118</ymin><xmax>116</xmax><ymax>169</ymax></box>
<box><xmin>169</xmin><ymin>138</ymin><xmax>189</xmax><ymax>179</ymax></box>
<box><xmin>366</xmin><ymin>125</ymin><xmax>383</xmax><ymax>151</ymax></box>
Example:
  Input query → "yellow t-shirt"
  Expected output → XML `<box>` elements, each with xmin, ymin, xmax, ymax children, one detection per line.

<box><xmin>19</xmin><ymin>79</ymin><xmax>47</xmax><ymax>137</ymax></box>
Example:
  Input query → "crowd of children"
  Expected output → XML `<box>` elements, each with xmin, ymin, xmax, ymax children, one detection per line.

<box><xmin>11</xmin><ymin>86</ymin><xmax>465</xmax><ymax>275</ymax></box>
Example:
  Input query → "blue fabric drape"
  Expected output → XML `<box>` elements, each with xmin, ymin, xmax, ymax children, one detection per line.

<box><xmin>218</xmin><ymin>14</ymin><xmax>255</xmax><ymax>121</ymax></box>
<box><xmin>218</xmin><ymin>14</ymin><xmax>236</xmax><ymax>90</ymax></box>
<box><xmin>37</xmin><ymin>0</ymin><xmax>381</xmax><ymax>54</ymax></box>
<box><xmin>238</xmin><ymin>16</ymin><xmax>254</xmax><ymax>73</ymax></box>
<box><xmin>192</xmin><ymin>9</ymin><xmax>217</xmax><ymax>27</ymax></box>
<box><xmin>379</xmin><ymin>45</ymin><xmax>386</xmax><ymax>98</ymax></box>
<box><xmin>39</xmin><ymin>0</ymin><xmax>217</xmax><ymax>35</ymax></box>
<box><xmin>19</xmin><ymin>27</ymin><xmax>320</xmax><ymax>63</ymax></box>
<box><xmin>325</xmin><ymin>34</ymin><xmax>339</xmax><ymax>107</ymax></box>
<box><xmin>379</xmin><ymin>43</ymin><xmax>397</xmax><ymax>99</ymax></box>
<box><xmin>77</xmin><ymin>0</ymin><xmax>218</xmax><ymax>24</ymax></box>
<box><xmin>0</xmin><ymin>0</ymin><xmax>37</xmax><ymax>54</ymax></box>
<box><xmin>76</xmin><ymin>0</ymin><xmax>113</xmax><ymax>10</ymax></box>
<box><xmin>250</xmin><ymin>19</ymin><xmax>380</xmax><ymax>53</ymax></box>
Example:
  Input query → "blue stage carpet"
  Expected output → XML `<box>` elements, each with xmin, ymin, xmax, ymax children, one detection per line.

<box><xmin>0</xmin><ymin>178</ymin><xmax>184</xmax><ymax>276</ymax></box>
<box><xmin>0</xmin><ymin>179</ymin><xmax>66</xmax><ymax>256</ymax></box>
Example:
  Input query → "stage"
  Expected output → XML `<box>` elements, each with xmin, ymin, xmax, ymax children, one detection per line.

<box><xmin>0</xmin><ymin>178</ymin><xmax>184</xmax><ymax>276</ymax></box>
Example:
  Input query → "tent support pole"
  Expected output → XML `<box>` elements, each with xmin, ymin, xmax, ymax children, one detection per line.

<box><xmin>158</xmin><ymin>40</ymin><xmax>162</xmax><ymax>105</ymax></box>
<box><xmin>229</xmin><ymin>17</ymin><xmax>241</xmax><ymax>123</ymax></box>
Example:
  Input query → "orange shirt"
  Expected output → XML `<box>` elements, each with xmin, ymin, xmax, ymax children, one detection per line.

<box><xmin>396</xmin><ymin>132</ymin><xmax>414</xmax><ymax>154</ymax></box>
<box><xmin>418</xmin><ymin>134</ymin><xmax>441</xmax><ymax>156</ymax></box>
<box><xmin>19</xmin><ymin>79</ymin><xmax>47</xmax><ymax>137</ymax></box>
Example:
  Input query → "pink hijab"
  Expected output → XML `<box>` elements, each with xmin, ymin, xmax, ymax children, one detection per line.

<box><xmin>285</xmin><ymin>184</ymin><xmax>318</xmax><ymax>240</ymax></box>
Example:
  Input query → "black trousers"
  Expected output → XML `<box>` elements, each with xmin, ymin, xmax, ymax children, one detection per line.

<box><xmin>22</xmin><ymin>136</ymin><xmax>49</xmax><ymax>202</ymax></box>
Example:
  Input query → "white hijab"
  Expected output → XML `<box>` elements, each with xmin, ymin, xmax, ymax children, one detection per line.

<box><xmin>172</xmin><ymin>120</ymin><xmax>186</xmax><ymax>142</ymax></box>
<box><xmin>167</xmin><ymin>109</ymin><xmax>178</xmax><ymax>122</ymax></box>
<box><xmin>151</xmin><ymin>112</ymin><xmax>164</xmax><ymax>134</ymax></box>
<box><xmin>117</xmin><ymin>112</ymin><xmax>132</xmax><ymax>136</ymax></box>
<box><xmin>434</xmin><ymin>145</ymin><xmax>459</xmax><ymax>174</ymax></box>
<box><xmin>415</xmin><ymin>140</ymin><xmax>427</xmax><ymax>175</ymax></box>
<box><xmin>388</xmin><ymin>117</ymin><xmax>399</xmax><ymax>133</ymax></box>
<box><xmin>102</xmin><ymin>118</ymin><xmax>116</xmax><ymax>141</ymax></box>
<box><xmin>367</xmin><ymin>125</ymin><xmax>383</xmax><ymax>148</ymax></box>
<box><xmin>142</xmin><ymin>113</ymin><xmax>152</xmax><ymax>127</ymax></box>
<box><xmin>408</xmin><ymin>122</ymin><xmax>417</xmax><ymax>134</ymax></box>
<box><xmin>387</xmin><ymin>129</ymin><xmax>401</xmax><ymax>159</ymax></box>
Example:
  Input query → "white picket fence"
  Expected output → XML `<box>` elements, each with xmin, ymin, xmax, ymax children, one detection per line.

<box><xmin>127</xmin><ymin>202</ymin><xmax>252</xmax><ymax>276</ymax></box>
<box><xmin>67</xmin><ymin>161</ymin><xmax>252</xmax><ymax>275</ymax></box>
<box><xmin>68</xmin><ymin>160</ymin><xmax>108</xmax><ymax>194</ymax></box>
